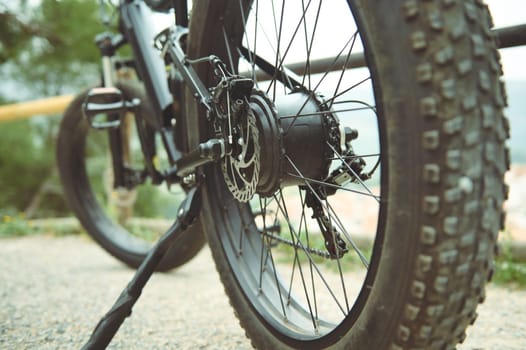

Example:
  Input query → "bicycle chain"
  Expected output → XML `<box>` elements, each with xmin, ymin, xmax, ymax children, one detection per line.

<box><xmin>259</xmin><ymin>230</ymin><xmax>332</xmax><ymax>259</ymax></box>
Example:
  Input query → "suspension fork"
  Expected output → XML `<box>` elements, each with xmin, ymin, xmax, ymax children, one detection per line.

<box><xmin>93</xmin><ymin>0</ymin><xmax>180</xmax><ymax>189</ymax></box>
<box><xmin>119</xmin><ymin>0</ymin><xmax>226</xmax><ymax>182</ymax></box>
<box><xmin>115</xmin><ymin>1</ymin><xmax>238</xmax><ymax>184</ymax></box>
<box><xmin>117</xmin><ymin>0</ymin><xmax>192</xmax><ymax>170</ymax></box>
<box><xmin>93</xmin><ymin>30</ymin><xmax>132</xmax><ymax>189</ymax></box>
<box><xmin>92</xmin><ymin>37</ymin><xmax>161</xmax><ymax>190</ymax></box>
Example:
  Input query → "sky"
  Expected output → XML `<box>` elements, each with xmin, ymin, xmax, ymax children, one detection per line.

<box><xmin>1</xmin><ymin>1</ymin><xmax>525</xmax><ymax>97</ymax></box>
<box><xmin>151</xmin><ymin>1</ymin><xmax>526</xmax><ymax>78</ymax></box>
<box><xmin>485</xmin><ymin>0</ymin><xmax>526</xmax><ymax>80</ymax></box>
<box><xmin>485</xmin><ymin>0</ymin><xmax>526</xmax><ymax>163</ymax></box>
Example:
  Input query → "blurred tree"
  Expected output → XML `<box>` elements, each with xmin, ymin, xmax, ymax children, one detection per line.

<box><xmin>0</xmin><ymin>0</ymin><xmax>104</xmax><ymax>217</ymax></box>
<box><xmin>0</xmin><ymin>118</ymin><xmax>58</xmax><ymax>215</ymax></box>
<box><xmin>1</xmin><ymin>0</ymin><xmax>102</xmax><ymax>96</ymax></box>
<box><xmin>1</xmin><ymin>1</ymin><xmax>162</xmax><ymax>220</ymax></box>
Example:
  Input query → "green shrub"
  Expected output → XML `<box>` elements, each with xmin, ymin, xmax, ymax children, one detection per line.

<box><xmin>493</xmin><ymin>232</ymin><xmax>526</xmax><ymax>288</ymax></box>
<box><xmin>0</xmin><ymin>210</ymin><xmax>37</xmax><ymax>237</ymax></box>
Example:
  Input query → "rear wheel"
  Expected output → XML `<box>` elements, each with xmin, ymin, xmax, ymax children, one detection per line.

<box><xmin>186</xmin><ymin>0</ymin><xmax>508</xmax><ymax>348</ymax></box>
<box><xmin>57</xmin><ymin>81</ymin><xmax>205</xmax><ymax>271</ymax></box>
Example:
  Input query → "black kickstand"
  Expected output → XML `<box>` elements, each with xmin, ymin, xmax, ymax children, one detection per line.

<box><xmin>82</xmin><ymin>187</ymin><xmax>201</xmax><ymax>350</ymax></box>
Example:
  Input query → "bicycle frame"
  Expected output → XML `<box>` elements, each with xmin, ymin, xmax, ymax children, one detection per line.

<box><xmin>91</xmin><ymin>0</ymin><xmax>191</xmax><ymax>191</ymax></box>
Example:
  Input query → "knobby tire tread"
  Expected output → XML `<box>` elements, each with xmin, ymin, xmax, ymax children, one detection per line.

<box><xmin>389</xmin><ymin>1</ymin><xmax>509</xmax><ymax>349</ymax></box>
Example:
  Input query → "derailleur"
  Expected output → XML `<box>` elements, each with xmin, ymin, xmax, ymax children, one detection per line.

<box><xmin>305</xmin><ymin>187</ymin><xmax>348</xmax><ymax>259</ymax></box>
<box><xmin>305</xmin><ymin>127</ymin><xmax>373</xmax><ymax>259</ymax></box>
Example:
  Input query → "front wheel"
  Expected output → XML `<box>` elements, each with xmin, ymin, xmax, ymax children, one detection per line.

<box><xmin>57</xmin><ymin>81</ymin><xmax>205</xmax><ymax>271</ymax></box>
<box><xmin>186</xmin><ymin>0</ymin><xmax>508</xmax><ymax>348</ymax></box>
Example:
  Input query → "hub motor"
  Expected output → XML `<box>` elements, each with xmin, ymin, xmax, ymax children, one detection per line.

<box><xmin>221</xmin><ymin>88</ymin><xmax>341</xmax><ymax>201</ymax></box>
<box><xmin>270</xmin><ymin>91</ymin><xmax>339</xmax><ymax>191</ymax></box>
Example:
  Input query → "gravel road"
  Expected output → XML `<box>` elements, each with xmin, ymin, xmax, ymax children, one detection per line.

<box><xmin>1</xmin><ymin>235</ymin><xmax>525</xmax><ymax>349</ymax></box>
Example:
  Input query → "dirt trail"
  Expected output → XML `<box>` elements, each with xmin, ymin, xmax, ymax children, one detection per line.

<box><xmin>0</xmin><ymin>235</ymin><xmax>525</xmax><ymax>349</ymax></box>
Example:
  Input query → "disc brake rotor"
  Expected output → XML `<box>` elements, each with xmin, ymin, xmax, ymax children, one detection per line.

<box><xmin>221</xmin><ymin>107</ymin><xmax>261</xmax><ymax>202</ymax></box>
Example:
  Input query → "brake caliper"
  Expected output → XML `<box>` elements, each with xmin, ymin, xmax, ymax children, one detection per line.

<box><xmin>210</xmin><ymin>70</ymin><xmax>261</xmax><ymax>202</ymax></box>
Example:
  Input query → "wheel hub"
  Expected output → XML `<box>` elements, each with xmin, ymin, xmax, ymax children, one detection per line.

<box><xmin>244</xmin><ymin>90</ymin><xmax>340</xmax><ymax>198</ymax></box>
<box><xmin>215</xmin><ymin>72</ymin><xmax>342</xmax><ymax>202</ymax></box>
<box><xmin>273</xmin><ymin>91</ymin><xmax>339</xmax><ymax>190</ymax></box>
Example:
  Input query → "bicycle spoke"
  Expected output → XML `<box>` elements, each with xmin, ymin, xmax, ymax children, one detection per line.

<box><xmin>274</xmin><ymin>0</ymin><xmax>313</xmax><ymax>81</ymax></box>
<box><xmin>325</xmin><ymin>199</ymin><xmax>351</xmax><ymax>312</ymax></box>
<box><xmin>326</xmin><ymin>142</ymin><xmax>379</xmax><ymax>204</ymax></box>
<box><xmin>237</xmin><ymin>0</ymin><xmax>256</xmax><ymax>80</ymax></box>
<box><xmin>258</xmin><ymin>197</ymin><xmax>268</xmax><ymax>292</ymax></box>
<box><xmin>285</xmin><ymin>173</ymin><xmax>381</xmax><ymax>200</ymax></box>
<box><xmin>299</xmin><ymin>188</ymin><xmax>320</xmax><ymax>322</ymax></box>
<box><xmin>301</xmin><ymin>0</ymin><xmax>323</xmax><ymax>91</ymax></box>
<box><xmin>283</xmin><ymin>33</ymin><xmax>361</xmax><ymax>133</ymax></box>
<box><xmin>269</xmin><ymin>0</ymin><xmax>286</xmax><ymax>100</ymax></box>
<box><xmin>323</xmin><ymin>76</ymin><xmax>372</xmax><ymax>106</ymax></box>
<box><xmin>252</xmin><ymin>0</ymin><xmax>259</xmax><ymax>83</ymax></box>
<box><xmin>278</xmin><ymin>106</ymin><xmax>376</xmax><ymax>120</ymax></box>
<box><xmin>266</xmin><ymin>238</ymin><xmax>289</xmax><ymax>320</ymax></box>
<box><xmin>329</xmin><ymin>153</ymin><xmax>380</xmax><ymax>161</ymax></box>
<box><xmin>329</xmin><ymin>30</ymin><xmax>360</xmax><ymax>110</ymax></box>
<box><xmin>272</xmin><ymin>191</ymin><xmax>348</xmax><ymax>318</ymax></box>
<box><xmin>275</xmin><ymin>190</ymin><xmax>320</xmax><ymax>330</ymax></box>
<box><xmin>285</xmin><ymin>155</ymin><xmax>371</xmax><ymax>269</ymax></box>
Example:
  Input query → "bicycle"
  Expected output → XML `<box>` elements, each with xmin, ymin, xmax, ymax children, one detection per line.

<box><xmin>57</xmin><ymin>0</ymin><xmax>518</xmax><ymax>349</ymax></box>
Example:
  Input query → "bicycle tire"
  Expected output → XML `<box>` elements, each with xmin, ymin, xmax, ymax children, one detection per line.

<box><xmin>185</xmin><ymin>0</ymin><xmax>508</xmax><ymax>348</ymax></box>
<box><xmin>57</xmin><ymin>81</ymin><xmax>205</xmax><ymax>271</ymax></box>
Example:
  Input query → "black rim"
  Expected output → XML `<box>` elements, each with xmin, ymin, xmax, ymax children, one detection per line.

<box><xmin>203</xmin><ymin>0</ymin><xmax>386</xmax><ymax>343</ymax></box>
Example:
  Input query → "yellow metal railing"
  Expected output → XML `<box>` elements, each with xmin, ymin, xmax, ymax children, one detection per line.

<box><xmin>0</xmin><ymin>95</ymin><xmax>75</xmax><ymax>122</ymax></box>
